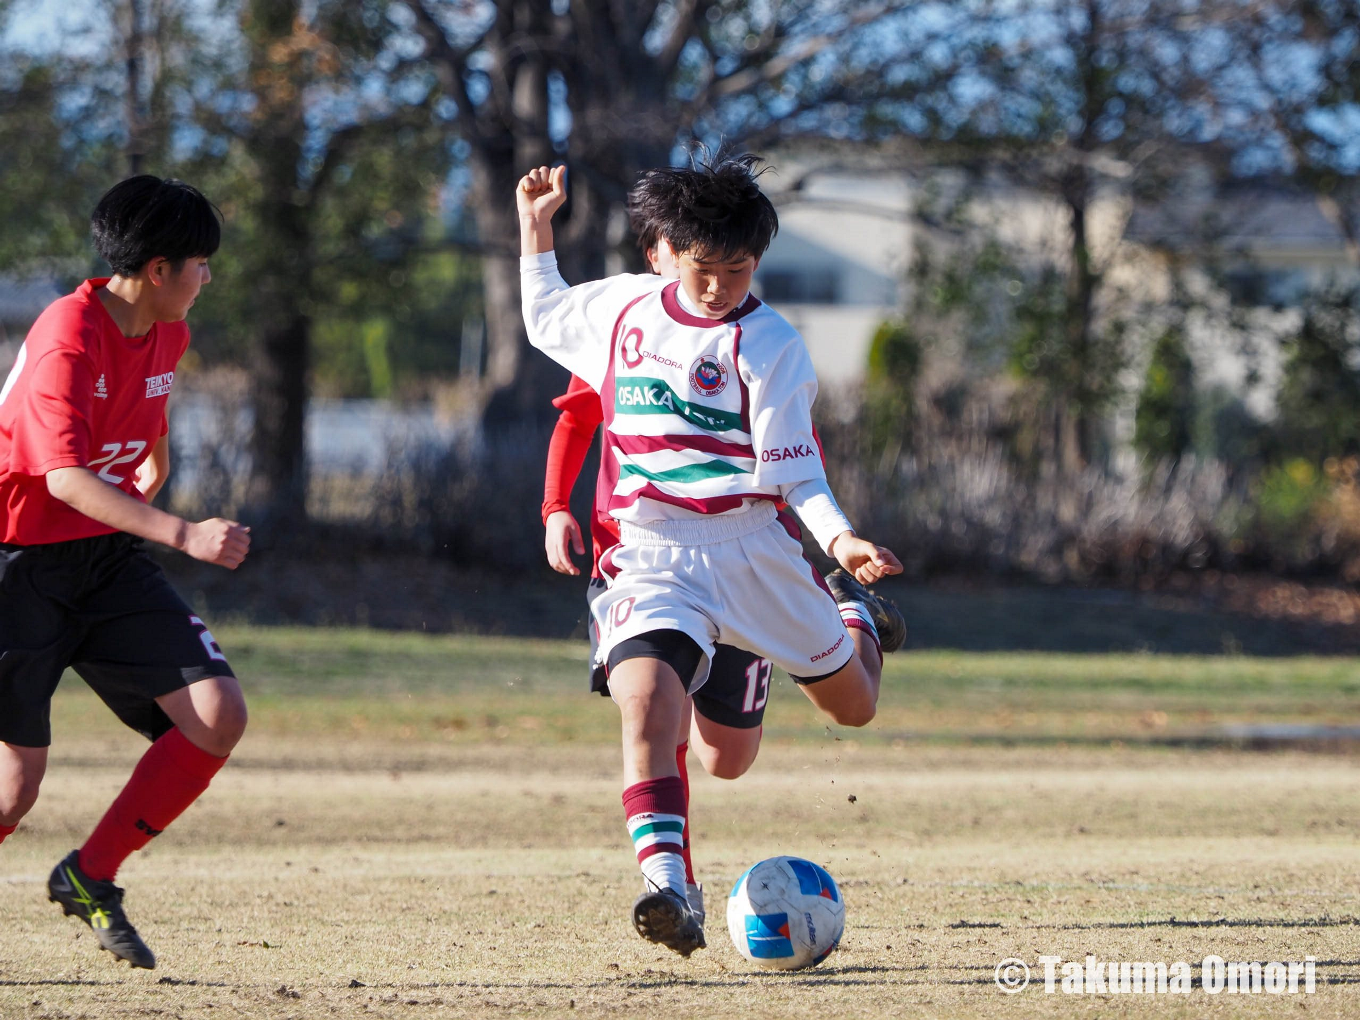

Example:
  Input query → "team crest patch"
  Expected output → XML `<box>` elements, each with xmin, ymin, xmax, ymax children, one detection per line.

<box><xmin>689</xmin><ymin>355</ymin><xmax>728</xmax><ymax>396</ymax></box>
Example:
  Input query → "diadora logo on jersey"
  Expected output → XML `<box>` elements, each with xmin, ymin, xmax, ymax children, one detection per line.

<box><xmin>689</xmin><ymin>355</ymin><xmax>728</xmax><ymax>396</ymax></box>
<box><xmin>811</xmin><ymin>632</ymin><xmax>845</xmax><ymax>663</ymax></box>
<box><xmin>94</xmin><ymin>374</ymin><xmax>109</xmax><ymax>399</ymax></box>
<box><xmin>145</xmin><ymin>371</ymin><xmax>174</xmax><ymax>398</ymax></box>
<box><xmin>619</xmin><ymin>327</ymin><xmax>683</xmax><ymax>370</ymax></box>
<box><xmin>760</xmin><ymin>443</ymin><xmax>815</xmax><ymax>462</ymax></box>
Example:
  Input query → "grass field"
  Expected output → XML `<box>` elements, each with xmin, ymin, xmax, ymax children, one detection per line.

<box><xmin>3</xmin><ymin>627</ymin><xmax>1360</xmax><ymax>1019</ymax></box>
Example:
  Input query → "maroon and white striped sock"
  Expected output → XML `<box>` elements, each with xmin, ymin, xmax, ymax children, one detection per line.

<box><xmin>840</xmin><ymin>602</ymin><xmax>882</xmax><ymax>664</ymax></box>
<box><xmin>622</xmin><ymin>776</ymin><xmax>688</xmax><ymax>895</ymax></box>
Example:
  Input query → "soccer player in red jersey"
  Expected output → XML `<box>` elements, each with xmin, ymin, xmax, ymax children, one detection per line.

<box><xmin>0</xmin><ymin>176</ymin><xmax>250</xmax><ymax>969</ymax></box>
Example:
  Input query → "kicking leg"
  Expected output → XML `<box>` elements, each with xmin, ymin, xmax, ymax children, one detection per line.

<box><xmin>797</xmin><ymin>570</ymin><xmax>904</xmax><ymax>727</ymax></box>
<box><xmin>673</xmin><ymin>704</ymin><xmax>700</xmax><ymax>916</ymax></box>
<box><xmin>78</xmin><ymin>676</ymin><xmax>246</xmax><ymax>884</ymax></box>
<box><xmin>690</xmin><ymin>712</ymin><xmax>762</xmax><ymax>779</ymax></box>
<box><xmin>689</xmin><ymin>649</ymin><xmax>771</xmax><ymax>780</ymax></box>
<box><xmin>798</xmin><ymin>628</ymin><xmax>881</xmax><ymax>727</ymax></box>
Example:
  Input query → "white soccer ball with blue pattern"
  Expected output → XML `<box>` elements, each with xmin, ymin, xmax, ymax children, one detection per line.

<box><xmin>726</xmin><ymin>856</ymin><xmax>845</xmax><ymax>970</ymax></box>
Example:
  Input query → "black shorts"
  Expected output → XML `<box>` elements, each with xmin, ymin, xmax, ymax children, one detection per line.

<box><xmin>0</xmin><ymin>533</ymin><xmax>235</xmax><ymax>747</ymax></box>
<box><xmin>587</xmin><ymin>577</ymin><xmax>770</xmax><ymax>730</ymax></box>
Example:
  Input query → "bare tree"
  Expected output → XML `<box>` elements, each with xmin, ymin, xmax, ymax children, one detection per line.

<box><xmin>196</xmin><ymin>0</ymin><xmax>443</xmax><ymax>529</ymax></box>
<box><xmin>1232</xmin><ymin>1</ymin><xmax>1360</xmax><ymax>265</ymax></box>
<box><xmin>926</xmin><ymin>0</ymin><xmax>1234</xmax><ymax>471</ymax></box>
<box><xmin>403</xmin><ymin>0</ymin><xmax>947</xmax><ymax>425</ymax></box>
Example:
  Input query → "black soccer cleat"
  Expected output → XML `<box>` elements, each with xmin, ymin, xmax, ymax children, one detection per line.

<box><xmin>632</xmin><ymin>886</ymin><xmax>706</xmax><ymax>958</ymax></box>
<box><xmin>48</xmin><ymin>850</ymin><xmax>156</xmax><ymax>969</ymax></box>
<box><xmin>825</xmin><ymin>568</ymin><xmax>907</xmax><ymax>653</ymax></box>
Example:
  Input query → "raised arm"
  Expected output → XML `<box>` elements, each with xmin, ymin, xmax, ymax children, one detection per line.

<box><xmin>518</xmin><ymin>165</ymin><xmax>567</xmax><ymax>256</ymax></box>
<box><xmin>516</xmin><ymin>165</ymin><xmax>667</xmax><ymax>391</ymax></box>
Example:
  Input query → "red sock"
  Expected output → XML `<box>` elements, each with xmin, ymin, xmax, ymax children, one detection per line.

<box><xmin>0</xmin><ymin>822</ymin><xmax>15</xmax><ymax>844</ymax></box>
<box><xmin>675</xmin><ymin>741</ymin><xmax>695</xmax><ymax>885</ymax></box>
<box><xmin>79</xmin><ymin>728</ymin><xmax>227</xmax><ymax>881</ymax></box>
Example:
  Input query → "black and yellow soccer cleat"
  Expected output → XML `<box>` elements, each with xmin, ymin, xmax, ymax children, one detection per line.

<box><xmin>48</xmin><ymin>850</ymin><xmax>156</xmax><ymax>969</ymax></box>
<box><xmin>825</xmin><ymin>568</ymin><xmax>907</xmax><ymax>653</ymax></box>
<box><xmin>632</xmin><ymin>886</ymin><xmax>706</xmax><ymax>958</ymax></box>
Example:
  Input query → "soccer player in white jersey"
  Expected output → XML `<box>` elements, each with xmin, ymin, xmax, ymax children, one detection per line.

<box><xmin>517</xmin><ymin>156</ymin><xmax>905</xmax><ymax>957</ymax></box>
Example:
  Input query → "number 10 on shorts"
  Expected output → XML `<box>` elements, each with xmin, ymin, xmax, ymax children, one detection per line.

<box><xmin>605</xmin><ymin>597</ymin><xmax>636</xmax><ymax>635</ymax></box>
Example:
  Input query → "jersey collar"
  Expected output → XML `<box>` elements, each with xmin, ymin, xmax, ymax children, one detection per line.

<box><xmin>661</xmin><ymin>281</ymin><xmax>761</xmax><ymax>328</ymax></box>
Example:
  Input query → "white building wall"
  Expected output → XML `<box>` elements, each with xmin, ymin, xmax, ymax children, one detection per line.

<box><xmin>754</xmin><ymin>171</ymin><xmax>912</xmax><ymax>387</ymax></box>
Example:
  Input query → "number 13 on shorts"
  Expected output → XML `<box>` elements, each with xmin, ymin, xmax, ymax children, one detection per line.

<box><xmin>743</xmin><ymin>658</ymin><xmax>772</xmax><ymax>713</ymax></box>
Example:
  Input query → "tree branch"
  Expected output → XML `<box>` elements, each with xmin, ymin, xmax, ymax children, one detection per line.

<box><xmin>705</xmin><ymin>1</ymin><xmax>912</xmax><ymax>101</ymax></box>
<box><xmin>656</xmin><ymin>0</ymin><xmax>712</xmax><ymax>79</ymax></box>
<box><xmin>409</xmin><ymin>0</ymin><xmax>486</xmax><ymax>137</ymax></box>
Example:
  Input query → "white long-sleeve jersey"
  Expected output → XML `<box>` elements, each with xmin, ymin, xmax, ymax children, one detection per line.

<box><xmin>522</xmin><ymin>252</ymin><xmax>853</xmax><ymax>551</ymax></box>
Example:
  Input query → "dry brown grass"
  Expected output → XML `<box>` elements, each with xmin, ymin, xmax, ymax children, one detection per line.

<box><xmin>3</xmin><ymin>711</ymin><xmax>1359</xmax><ymax>1019</ymax></box>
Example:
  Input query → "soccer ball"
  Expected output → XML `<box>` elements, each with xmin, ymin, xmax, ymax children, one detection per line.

<box><xmin>726</xmin><ymin>856</ymin><xmax>845</xmax><ymax>970</ymax></box>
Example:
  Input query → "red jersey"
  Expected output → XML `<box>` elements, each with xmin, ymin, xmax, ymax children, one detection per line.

<box><xmin>541</xmin><ymin>374</ymin><xmax>618</xmax><ymax>577</ymax></box>
<box><xmin>0</xmin><ymin>278</ymin><xmax>187</xmax><ymax>545</ymax></box>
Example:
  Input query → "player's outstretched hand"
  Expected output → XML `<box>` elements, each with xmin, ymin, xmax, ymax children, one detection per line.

<box><xmin>833</xmin><ymin>534</ymin><xmax>903</xmax><ymax>585</ymax></box>
<box><xmin>517</xmin><ymin>164</ymin><xmax>567</xmax><ymax>221</ymax></box>
<box><xmin>184</xmin><ymin>518</ymin><xmax>251</xmax><ymax>569</ymax></box>
<box><xmin>545</xmin><ymin>509</ymin><xmax>585</xmax><ymax>575</ymax></box>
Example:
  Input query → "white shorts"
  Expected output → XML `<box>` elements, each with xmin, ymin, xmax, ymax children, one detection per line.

<box><xmin>592</xmin><ymin>503</ymin><xmax>854</xmax><ymax>691</ymax></box>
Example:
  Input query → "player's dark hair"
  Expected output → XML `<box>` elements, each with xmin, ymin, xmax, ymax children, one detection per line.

<box><xmin>626</xmin><ymin>191</ymin><xmax>661</xmax><ymax>262</ymax></box>
<box><xmin>628</xmin><ymin>153</ymin><xmax>778</xmax><ymax>263</ymax></box>
<box><xmin>91</xmin><ymin>175</ymin><xmax>221</xmax><ymax>277</ymax></box>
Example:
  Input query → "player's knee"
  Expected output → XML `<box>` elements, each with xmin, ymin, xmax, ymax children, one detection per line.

<box><xmin>617</xmin><ymin>693</ymin><xmax>672</xmax><ymax>747</ymax></box>
<box><xmin>0</xmin><ymin>775</ymin><xmax>42</xmax><ymax>826</ymax></box>
<box><xmin>201</xmin><ymin>688</ymin><xmax>248</xmax><ymax>755</ymax></box>
<box><xmin>826</xmin><ymin>700</ymin><xmax>876</xmax><ymax>728</ymax></box>
<box><xmin>703</xmin><ymin>753</ymin><xmax>755</xmax><ymax>781</ymax></box>
<box><xmin>216</xmin><ymin>696</ymin><xmax>248</xmax><ymax>750</ymax></box>
<box><xmin>695</xmin><ymin>739</ymin><xmax>759</xmax><ymax>780</ymax></box>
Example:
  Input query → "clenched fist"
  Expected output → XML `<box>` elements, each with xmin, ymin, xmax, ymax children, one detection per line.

<box><xmin>183</xmin><ymin>518</ymin><xmax>251</xmax><ymax>569</ymax></box>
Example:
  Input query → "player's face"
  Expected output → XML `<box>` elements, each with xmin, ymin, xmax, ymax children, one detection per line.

<box><xmin>152</xmin><ymin>257</ymin><xmax>211</xmax><ymax>322</ymax></box>
<box><xmin>677</xmin><ymin>249</ymin><xmax>758</xmax><ymax>319</ymax></box>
